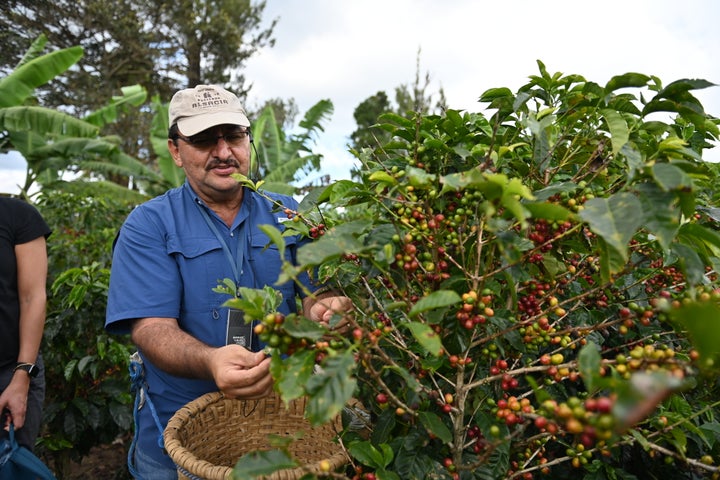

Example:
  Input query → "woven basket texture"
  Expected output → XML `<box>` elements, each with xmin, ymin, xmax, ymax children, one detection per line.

<box><xmin>164</xmin><ymin>391</ymin><xmax>347</xmax><ymax>480</ymax></box>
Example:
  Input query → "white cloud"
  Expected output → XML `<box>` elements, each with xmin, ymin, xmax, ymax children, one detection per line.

<box><xmin>0</xmin><ymin>172</ymin><xmax>26</xmax><ymax>196</ymax></box>
<box><xmin>0</xmin><ymin>152</ymin><xmax>28</xmax><ymax>196</ymax></box>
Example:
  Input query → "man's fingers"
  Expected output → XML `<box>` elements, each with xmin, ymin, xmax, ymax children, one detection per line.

<box><xmin>223</xmin><ymin>371</ymin><xmax>274</xmax><ymax>399</ymax></box>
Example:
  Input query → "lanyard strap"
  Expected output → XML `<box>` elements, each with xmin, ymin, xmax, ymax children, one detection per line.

<box><xmin>194</xmin><ymin>200</ymin><xmax>246</xmax><ymax>285</ymax></box>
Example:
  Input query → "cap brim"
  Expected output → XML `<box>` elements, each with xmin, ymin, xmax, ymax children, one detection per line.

<box><xmin>177</xmin><ymin>111</ymin><xmax>250</xmax><ymax>136</ymax></box>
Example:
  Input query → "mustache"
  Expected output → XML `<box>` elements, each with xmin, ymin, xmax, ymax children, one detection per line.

<box><xmin>206</xmin><ymin>158</ymin><xmax>240</xmax><ymax>170</ymax></box>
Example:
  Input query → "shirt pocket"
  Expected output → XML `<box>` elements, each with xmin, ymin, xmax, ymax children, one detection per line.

<box><xmin>167</xmin><ymin>234</ymin><xmax>227</xmax><ymax>310</ymax></box>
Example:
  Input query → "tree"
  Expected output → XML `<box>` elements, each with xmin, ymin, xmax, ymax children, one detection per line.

<box><xmin>350</xmin><ymin>49</ymin><xmax>447</xmax><ymax>156</ymax></box>
<box><xmin>0</xmin><ymin>0</ymin><xmax>277</xmax><ymax>174</ymax></box>
<box><xmin>0</xmin><ymin>0</ymin><xmax>164</xmax><ymax>170</ymax></box>
<box><xmin>394</xmin><ymin>50</ymin><xmax>447</xmax><ymax>115</ymax></box>
<box><xmin>0</xmin><ymin>0</ymin><xmax>275</xmax><ymax>104</ymax></box>
<box><xmin>157</xmin><ymin>0</ymin><xmax>276</xmax><ymax>91</ymax></box>
<box><xmin>252</xmin><ymin>97</ymin><xmax>300</xmax><ymax>132</ymax></box>
<box><xmin>225</xmin><ymin>62</ymin><xmax>720</xmax><ymax>479</ymax></box>
<box><xmin>350</xmin><ymin>91</ymin><xmax>392</xmax><ymax>158</ymax></box>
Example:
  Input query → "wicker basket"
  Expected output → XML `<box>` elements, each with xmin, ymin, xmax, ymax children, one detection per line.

<box><xmin>164</xmin><ymin>391</ymin><xmax>347</xmax><ymax>480</ymax></box>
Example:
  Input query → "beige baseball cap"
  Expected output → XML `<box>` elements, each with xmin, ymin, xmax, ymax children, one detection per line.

<box><xmin>168</xmin><ymin>85</ymin><xmax>250</xmax><ymax>136</ymax></box>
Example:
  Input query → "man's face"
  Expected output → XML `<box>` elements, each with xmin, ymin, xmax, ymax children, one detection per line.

<box><xmin>168</xmin><ymin>124</ymin><xmax>251</xmax><ymax>201</ymax></box>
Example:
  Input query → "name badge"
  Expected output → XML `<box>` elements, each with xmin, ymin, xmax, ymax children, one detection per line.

<box><xmin>226</xmin><ymin>309</ymin><xmax>254</xmax><ymax>349</ymax></box>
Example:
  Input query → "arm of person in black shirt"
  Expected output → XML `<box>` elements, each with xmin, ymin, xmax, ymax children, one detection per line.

<box><xmin>0</xmin><ymin>236</ymin><xmax>47</xmax><ymax>431</ymax></box>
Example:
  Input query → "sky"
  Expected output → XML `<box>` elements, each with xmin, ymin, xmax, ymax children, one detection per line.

<box><xmin>1</xmin><ymin>0</ymin><xmax>719</xmax><ymax>194</ymax></box>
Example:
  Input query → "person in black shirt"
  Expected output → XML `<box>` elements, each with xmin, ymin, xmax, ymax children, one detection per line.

<box><xmin>0</xmin><ymin>197</ymin><xmax>51</xmax><ymax>451</ymax></box>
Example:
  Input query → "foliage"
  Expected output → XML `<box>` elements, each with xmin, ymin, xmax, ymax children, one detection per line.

<box><xmin>250</xmin><ymin>99</ymin><xmax>335</xmax><ymax>194</ymax></box>
<box><xmin>0</xmin><ymin>0</ymin><xmax>276</xmax><ymax>172</ymax></box>
<box><xmin>37</xmin><ymin>190</ymin><xmax>136</xmax><ymax>479</ymax></box>
<box><xmin>147</xmin><ymin>94</ymin><xmax>186</xmax><ymax>189</ymax></box>
<box><xmin>228</xmin><ymin>62</ymin><xmax>720</xmax><ymax>479</ymax></box>
<box><xmin>0</xmin><ymin>34</ymin><xmax>163</xmax><ymax>198</ymax></box>
<box><xmin>0</xmin><ymin>14</ymin><xmax>312</xmax><ymax>195</ymax></box>
<box><xmin>252</xmin><ymin>97</ymin><xmax>300</xmax><ymax>132</ymax></box>
<box><xmin>159</xmin><ymin>0</ymin><xmax>276</xmax><ymax>90</ymax></box>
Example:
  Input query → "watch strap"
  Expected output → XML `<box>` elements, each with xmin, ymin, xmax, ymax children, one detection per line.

<box><xmin>13</xmin><ymin>362</ymin><xmax>39</xmax><ymax>378</ymax></box>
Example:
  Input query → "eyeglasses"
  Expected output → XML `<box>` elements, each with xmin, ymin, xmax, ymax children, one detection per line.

<box><xmin>176</xmin><ymin>129</ymin><xmax>250</xmax><ymax>150</ymax></box>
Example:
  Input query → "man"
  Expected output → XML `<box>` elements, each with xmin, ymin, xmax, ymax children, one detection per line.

<box><xmin>105</xmin><ymin>85</ymin><xmax>350</xmax><ymax>479</ymax></box>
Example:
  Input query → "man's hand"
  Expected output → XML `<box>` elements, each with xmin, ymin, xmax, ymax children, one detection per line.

<box><xmin>132</xmin><ymin>317</ymin><xmax>274</xmax><ymax>399</ymax></box>
<box><xmin>208</xmin><ymin>345</ymin><xmax>273</xmax><ymax>399</ymax></box>
<box><xmin>307</xmin><ymin>295</ymin><xmax>353</xmax><ymax>330</ymax></box>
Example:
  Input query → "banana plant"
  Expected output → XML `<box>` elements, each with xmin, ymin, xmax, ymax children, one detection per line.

<box><xmin>148</xmin><ymin>94</ymin><xmax>186</xmax><ymax>188</ymax></box>
<box><xmin>251</xmin><ymin>99</ymin><xmax>333</xmax><ymax>194</ymax></box>
<box><xmin>0</xmin><ymin>34</ymin><xmax>160</xmax><ymax>198</ymax></box>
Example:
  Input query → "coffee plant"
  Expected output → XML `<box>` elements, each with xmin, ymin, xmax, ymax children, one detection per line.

<box><xmin>38</xmin><ymin>190</ymin><xmax>136</xmax><ymax>478</ymax></box>
<box><xmin>227</xmin><ymin>62</ymin><xmax>720</xmax><ymax>479</ymax></box>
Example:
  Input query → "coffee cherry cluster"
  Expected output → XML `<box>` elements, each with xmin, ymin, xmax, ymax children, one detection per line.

<box><xmin>495</xmin><ymin>396</ymin><xmax>534</xmax><ymax>427</ymax></box>
<box><xmin>535</xmin><ymin>395</ymin><xmax>616</xmax><ymax>447</ymax></box>
<box><xmin>282</xmin><ymin>207</ymin><xmax>327</xmax><ymax>239</ymax></box>
<box><xmin>455</xmin><ymin>290</ymin><xmax>495</xmax><ymax>330</ymax></box>
<box><xmin>254</xmin><ymin>312</ymin><xmax>303</xmax><ymax>354</ymax></box>
<box><xmin>308</xmin><ymin>223</ymin><xmax>326</xmax><ymax>239</ymax></box>
<box><xmin>646</xmin><ymin>259</ymin><xmax>685</xmax><ymax>294</ymax></box>
<box><xmin>517</xmin><ymin>280</ymin><xmax>554</xmax><ymax>319</ymax></box>
<box><xmin>283</xmin><ymin>207</ymin><xmax>298</xmax><ymax>222</ymax></box>
<box><xmin>504</xmin><ymin>434</ymin><xmax>556</xmax><ymax>479</ymax></box>
<box><xmin>526</xmin><ymin>218</ymin><xmax>575</xmax><ymax>263</ymax></box>
<box><xmin>253</xmin><ymin>312</ymin><xmax>337</xmax><ymax>361</ymax></box>
<box><xmin>613</xmin><ymin>343</ymin><xmax>684</xmax><ymax>379</ymax></box>
<box><xmin>463</xmin><ymin>424</ymin><xmax>496</xmax><ymax>471</ymax></box>
<box><xmin>386</xmin><ymin>182</ymin><xmax>488</xmax><ymax>294</ymax></box>
<box><xmin>351</xmin><ymin>311</ymin><xmax>394</xmax><ymax>346</ymax></box>
<box><xmin>541</xmin><ymin>354</ymin><xmax>583</xmax><ymax>384</ymax></box>
<box><xmin>349</xmin><ymin>466</ymin><xmax>377</xmax><ymax>480</ymax></box>
<box><xmin>519</xmin><ymin>315</ymin><xmax>556</xmax><ymax>350</ymax></box>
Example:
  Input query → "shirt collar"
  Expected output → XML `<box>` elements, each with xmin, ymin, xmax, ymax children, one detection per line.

<box><xmin>182</xmin><ymin>181</ymin><xmax>253</xmax><ymax>230</ymax></box>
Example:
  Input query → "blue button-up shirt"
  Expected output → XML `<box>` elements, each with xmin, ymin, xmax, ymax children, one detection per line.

<box><xmin>105</xmin><ymin>181</ymin><xmax>313</xmax><ymax>468</ymax></box>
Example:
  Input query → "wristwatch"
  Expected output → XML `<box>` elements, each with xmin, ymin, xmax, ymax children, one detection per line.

<box><xmin>13</xmin><ymin>362</ymin><xmax>39</xmax><ymax>378</ymax></box>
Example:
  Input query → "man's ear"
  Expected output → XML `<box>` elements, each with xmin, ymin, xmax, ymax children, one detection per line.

<box><xmin>168</xmin><ymin>139</ymin><xmax>183</xmax><ymax>167</ymax></box>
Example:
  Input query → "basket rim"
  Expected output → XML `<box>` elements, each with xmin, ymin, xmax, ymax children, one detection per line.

<box><xmin>164</xmin><ymin>391</ymin><xmax>348</xmax><ymax>479</ymax></box>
